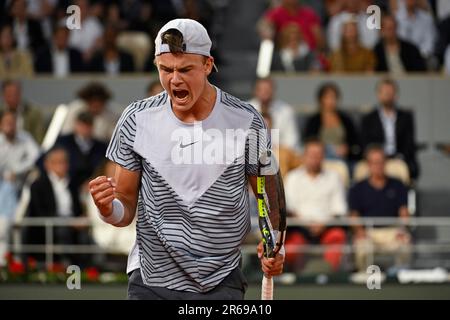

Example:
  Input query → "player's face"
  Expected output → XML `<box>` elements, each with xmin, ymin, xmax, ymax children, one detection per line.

<box><xmin>156</xmin><ymin>53</ymin><xmax>213</xmax><ymax>113</ymax></box>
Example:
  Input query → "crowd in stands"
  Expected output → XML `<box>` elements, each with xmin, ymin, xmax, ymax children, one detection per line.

<box><xmin>0</xmin><ymin>80</ymin><xmax>161</xmax><ymax>268</ymax></box>
<box><xmin>0</xmin><ymin>74</ymin><xmax>418</xmax><ymax>273</ymax></box>
<box><xmin>258</xmin><ymin>0</ymin><xmax>450</xmax><ymax>74</ymax></box>
<box><xmin>0</xmin><ymin>0</ymin><xmax>449</xmax><ymax>78</ymax></box>
<box><xmin>0</xmin><ymin>0</ymin><xmax>219</xmax><ymax>78</ymax></box>
<box><xmin>0</xmin><ymin>0</ymin><xmax>435</xmax><ymax>274</ymax></box>
<box><xmin>248</xmin><ymin>76</ymin><xmax>417</xmax><ymax>274</ymax></box>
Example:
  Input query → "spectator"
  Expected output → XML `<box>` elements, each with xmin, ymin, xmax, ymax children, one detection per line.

<box><xmin>68</xmin><ymin>0</ymin><xmax>104</xmax><ymax>62</ymax></box>
<box><xmin>445</xmin><ymin>44</ymin><xmax>450</xmax><ymax>75</ymax></box>
<box><xmin>349</xmin><ymin>145</ymin><xmax>411</xmax><ymax>272</ymax></box>
<box><xmin>26</xmin><ymin>0</ymin><xmax>58</xmax><ymax>41</ymax></box>
<box><xmin>24</xmin><ymin>147</ymin><xmax>88</xmax><ymax>266</ymax></box>
<box><xmin>361</xmin><ymin>78</ymin><xmax>419</xmax><ymax>179</ymax></box>
<box><xmin>262</xmin><ymin>111</ymin><xmax>302</xmax><ymax>179</ymax></box>
<box><xmin>374</xmin><ymin>14</ymin><xmax>426</xmax><ymax>73</ymax></box>
<box><xmin>435</xmin><ymin>15</ymin><xmax>450</xmax><ymax>68</ymax></box>
<box><xmin>0</xmin><ymin>110</ymin><xmax>40</xmax><ymax>190</ymax></box>
<box><xmin>0</xmin><ymin>24</ymin><xmax>33</xmax><ymax>78</ymax></box>
<box><xmin>1</xmin><ymin>79</ymin><xmax>45</xmax><ymax>144</ymax></box>
<box><xmin>34</xmin><ymin>25</ymin><xmax>84</xmax><ymax>77</ymax></box>
<box><xmin>4</xmin><ymin>0</ymin><xmax>47</xmax><ymax>53</ymax></box>
<box><xmin>303</xmin><ymin>82</ymin><xmax>361</xmax><ymax>162</ymax></box>
<box><xmin>61</xmin><ymin>82</ymin><xmax>118</xmax><ymax>143</ymax></box>
<box><xmin>284</xmin><ymin>138</ymin><xmax>347</xmax><ymax>272</ymax></box>
<box><xmin>258</xmin><ymin>0</ymin><xmax>324</xmax><ymax>50</ymax></box>
<box><xmin>327</xmin><ymin>0</ymin><xmax>379</xmax><ymax>51</ymax></box>
<box><xmin>104</xmin><ymin>2</ymin><xmax>128</xmax><ymax>32</ymax></box>
<box><xmin>271</xmin><ymin>22</ymin><xmax>323</xmax><ymax>72</ymax></box>
<box><xmin>433</xmin><ymin>0</ymin><xmax>450</xmax><ymax>21</ymax></box>
<box><xmin>248</xmin><ymin>77</ymin><xmax>301</xmax><ymax>150</ymax></box>
<box><xmin>56</xmin><ymin>112</ymin><xmax>107</xmax><ymax>193</ymax></box>
<box><xmin>146</xmin><ymin>79</ymin><xmax>164</xmax><ymax>97</ymax></box>
<box><xmin>88</xmin><ymin>24</ymin><xmax>135</xmax><ymax>75</ymax></box>
<box><xmin>178</xmin><ymin>0</ymin><xmax>214</xmax><ymax>34</ymax></box>
<box><xmin>395</xmin><ymin>0</ymin><xmax>437</xmax><ymax>59</ymax></box>
<box><xmin>329</xmin><ymin>18</ymin><xmax>376</xmax><ymax>72</ymax></box>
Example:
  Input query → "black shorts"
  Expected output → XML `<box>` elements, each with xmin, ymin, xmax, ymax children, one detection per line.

<box><xmin>127</xmin><ymin>267</ymin><xmax>248</xmax><ymax>300</ymax></box>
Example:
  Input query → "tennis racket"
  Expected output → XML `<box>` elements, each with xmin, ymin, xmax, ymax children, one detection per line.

<box><xmin>257</xmin><ymin>151</ymin><xmax>287</xmax><ymax>300</ymax></box>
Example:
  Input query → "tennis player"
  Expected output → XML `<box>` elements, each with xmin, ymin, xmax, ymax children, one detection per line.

<box><xmin>89</xmin><ymin>18</ymin><xmax>284</xmax><ymax>299</ymax></box>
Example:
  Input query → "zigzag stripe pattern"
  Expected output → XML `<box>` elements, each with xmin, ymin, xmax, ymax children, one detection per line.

<box><xmin>106</xmin><ymin>90</ymin><xmax>269</xmax><ymax>292</ymax></box>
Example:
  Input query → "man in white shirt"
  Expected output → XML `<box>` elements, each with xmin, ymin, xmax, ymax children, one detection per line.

<box><xmin>248</xmin><ymin>77</ymin><xmax>301</xmax><ymax>151</ymax></box>
<box><xmin>68</xmin><ymin>0</ymin><xmax>103</xmax><ymax>61</ymax></box>
<box><xmin>0</xmin><ymin>110</ymin><xmax>40</xmax><ymax>189</ymax></box>
<box><xmin>395</xmin><ymin>0</ymin><xmax>437</xmax><ymax>59</ymax></box>
<box><xmin>284</xmin><ymin>138</ymin><xmax>347</xmax><ymax>271</ymax></box>
<box><xmin>25</xmin><ymin>147</ymin><xmax>87</xmax><ymax>266</ymax></box>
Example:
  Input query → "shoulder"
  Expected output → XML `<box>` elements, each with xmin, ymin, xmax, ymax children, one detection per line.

<box><xmin>396</xmin><ymin>108</ymin><xmax>413</xmax><ymax>117</ymax></box>
<box><xmin>323</xmin><ymin>169</ymin><xmax>341</xmax><ymax>183</ymax></box>
<box><xmin>265</xmin><ymin>6</ymin><xmax>284</xmax><ymax>19</ymax></box>
<box><xmin>56</xmin><ymin>134</ymin><xmax>74</xmax><ymax>144</ymax></box>
<box><xmin>350</xmin><ymin>179</ymin><xmax>369</xmax><ymax>192</ymax></box>
<box><xmin>118</xmin><ymin>92</ymin><xmax>168</xmax><ymax>122</ymax></box>
<box><xmin>31</xmin><ymin>172</ymin><xmax>50</xmax><ymax>189</ymax></box>
<box><xmin>363</xmin><ymin>109</ymin><xmax>379</xmax><ymax>121</ymax></box>
<box><xmin>396</xmin><ymin>108</ymin><xmax>414</xmax><ymax>123</ymax></box>
<box><xmin>16</xmin><ymin>130</ymin><xmax>36</xmax><ymax>144</ymax></box>
<box><xmin>387</xmin><ymin>177</ymin><xmax>407</xmax><ymax>189</ymax></box>
<box><xmin>220</xmin><ymin>90</ymin><xmax>265</xmax><ymax>125</ymax></box>
<box><xmin>285</xmin><ymin>167</ymin><xmax>306</xmax><ymax>183</ymax></box>
<box><xmin>299</xmin><ymin>6</ymin><xmax>320</xmax><ymax>20</ymax></box>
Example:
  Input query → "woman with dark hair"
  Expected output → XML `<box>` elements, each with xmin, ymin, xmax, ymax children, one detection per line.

<box><xmin>303</xmin><ymin>82</ymin><xmax>361</xmax><ymax>162</ymax></box>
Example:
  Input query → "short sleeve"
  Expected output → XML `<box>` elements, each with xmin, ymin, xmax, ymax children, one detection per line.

<box><xmin>245</xmin><ymin>109</ymin><xmax>271</xmax><ymax>176</ymax></box>
<box><xmin>106</xmin><ymin>103</ymin><xmax>142</xmax><ymax>171</ymax></box>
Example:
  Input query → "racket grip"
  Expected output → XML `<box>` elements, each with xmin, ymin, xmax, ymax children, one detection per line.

<box><xmin>261</xmin><ymin>274</ymin><xmax>273</xmax><ymax>300</ymax></box>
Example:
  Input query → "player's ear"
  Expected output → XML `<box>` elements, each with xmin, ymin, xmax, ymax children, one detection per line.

<box><xmin>204</xmin><ymin>56</ymin><xmax>214</xmax><ymax>76</ymax></box>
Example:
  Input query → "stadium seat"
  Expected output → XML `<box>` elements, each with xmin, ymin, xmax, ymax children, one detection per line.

<box><xmin>323</xmin><ymin>159</ymin><xmax>350</xmax><ymax>188</ymax></box>
<box><xmin>116</xmin><ymin>32</ymin><xmax>152</xmax><ymax>72</ymax></box>
<box><xmin>353</xmin><ymin>158</ymin><xmax>411</xmax><ymax>186</ymax></box>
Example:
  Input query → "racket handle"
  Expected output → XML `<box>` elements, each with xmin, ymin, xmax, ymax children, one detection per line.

<box><xmin>261</xmin><ymin>274</ymin><xmax>273</xmax><ymax>300</ymax></box>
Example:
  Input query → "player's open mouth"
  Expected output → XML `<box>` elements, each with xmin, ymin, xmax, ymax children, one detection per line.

<box><xmin>173</xmin><ymin>89</ymin><xmax>189</xmax><ymax>101</ymax></box>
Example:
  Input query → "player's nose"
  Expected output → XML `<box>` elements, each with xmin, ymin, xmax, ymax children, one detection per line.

<box><xmin>171</xmin><ymin>71</ymin><xmax>183</xmax><ymax>86</ymax></box>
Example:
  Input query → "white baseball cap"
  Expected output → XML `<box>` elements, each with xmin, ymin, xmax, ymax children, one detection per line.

<box><xmin>154</xmin><ymin>18</ymin><xmax>218</xmax><ymax>71</ymax></box>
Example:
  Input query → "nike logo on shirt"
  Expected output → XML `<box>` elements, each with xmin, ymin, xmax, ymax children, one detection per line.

<box><xmin>179</xmin><ymin>141</ymin><xmax>198</xmax><ymax>148</ymax></box>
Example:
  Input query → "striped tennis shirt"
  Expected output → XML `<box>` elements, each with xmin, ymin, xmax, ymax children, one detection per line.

<box><xmin>106</xmin><ymin>87</ymin><xmax>270</xmax><ymax>293</ymax></box>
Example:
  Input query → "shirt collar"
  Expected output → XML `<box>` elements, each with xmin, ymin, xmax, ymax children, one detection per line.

<box><xmin>377</xmin><ymin>105</ymin><xmax>397</xmax><ymax>121</ymax></box>
<box><xmin>48</xmin><ymin>171</ymin><xmax>69</xmax><ymax>187</ymax></box>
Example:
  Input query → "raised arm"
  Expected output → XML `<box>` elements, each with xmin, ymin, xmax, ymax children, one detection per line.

<box><xmin>89</xmin><ymin>163</ymin><xmax>141</xmax><ymax>227</ymax></box>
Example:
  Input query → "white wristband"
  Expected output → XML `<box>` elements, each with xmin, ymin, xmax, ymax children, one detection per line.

<box><xmin>99</xmin><ymin>199</ymin><xmax>125</xmax><ymax>225</ymax></box>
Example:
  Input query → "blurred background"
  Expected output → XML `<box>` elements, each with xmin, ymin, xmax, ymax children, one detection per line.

<box><xmin>1</xmin><ymin>0</ymin><xmax>450</xmax><ymax>299</ymax></box>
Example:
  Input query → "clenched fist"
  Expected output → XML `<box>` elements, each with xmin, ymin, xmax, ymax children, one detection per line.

<box><xmin>89</xmin><ymin>176</ymin><xmax>116</xmax><ymax>217</ymax></box>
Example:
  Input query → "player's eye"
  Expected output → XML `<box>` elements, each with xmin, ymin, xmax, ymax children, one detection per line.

<box><xmin>178</xmin><ymin>67</ymin><xmax>192</xmax><ymax>73</ymax></box>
